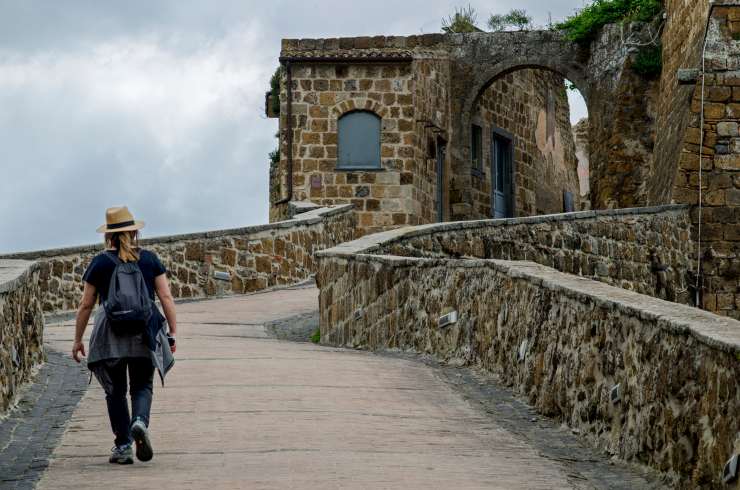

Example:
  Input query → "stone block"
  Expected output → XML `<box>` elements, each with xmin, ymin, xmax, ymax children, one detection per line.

<box><xmin>715</xmin><ymin>154</ymin><xmax>740</xmax><ymax>170</ymax></box>
<box><xmin>185</xmin><ymin>242</ymin><xmax>205</xmax><ymax>261</ymax></box>
<box><xmin>704</xmin><ymin>103</ymin><xmax>726</xmax><ymax>119</ymax></box>
<box><xmin>717</xmin><ymin>121</ymin><xmax>739</xmax><ymax>136</ymax></box>
<box><xmin>728</xmin><ymin>188</ymin><xmax>740</xmax><ymax>205</ymax></box>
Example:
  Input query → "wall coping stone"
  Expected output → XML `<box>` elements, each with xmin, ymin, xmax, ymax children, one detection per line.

<box><xmin>0</xmin><ymin>260</ymin><xmax>38</xmax><ymax>295</ymax></box>
<box><xmin>0</xmin><ymin>205</ymin><xmax>354</xmax><ymax>261</ymax></box>
<box><xmin>316</xmin><ymin>204</ymin><xmax>691</xmax><ymax>257</ymax></box>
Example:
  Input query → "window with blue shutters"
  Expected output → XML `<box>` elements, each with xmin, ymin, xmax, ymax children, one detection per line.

<box><xmin>337</xmin><ymin>111</ymin><xmax>381</xmax><ymax>170</ymax></box>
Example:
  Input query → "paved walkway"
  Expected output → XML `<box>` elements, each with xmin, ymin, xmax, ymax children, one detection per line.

<box><xmin>15</xmin><ymin>285</ymin><xmax>658</xmax><ymax>489</ymax></box>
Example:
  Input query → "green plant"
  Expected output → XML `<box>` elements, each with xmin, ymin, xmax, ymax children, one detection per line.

<box><xmin>310</xmin><ymin>328</ymin><xmax>321</xmax><ymax>344</ymax></box>
<box><xmin>487</xmin><ymin>9</ymin><xmax>533</xmax><ymax>31</ymax></box>
<box><xmin>555</xmin><ymin>0</ymin><xmax>663</xmax><ymax>43</ymax></box>
<box><xmin>442</xmin><ymin>5</ymin><xmax>480</xmax><ymax>33</ymax></box>
<box><xmin>632</xmin><ymin>45</ymin><xmax>662</xmax><ymax>78</ymax></box>
<box><xmin>269</xmin><ymin>66</ymin><xmax>283</xmax><ymax>115</ymax></box>
<box><xmin>269</xmin><ymin>147</ymin><xmax>280</xmax><ymax>165</ymax></box>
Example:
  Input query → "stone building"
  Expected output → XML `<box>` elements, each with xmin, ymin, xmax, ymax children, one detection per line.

<box><xmin>268</xmin><ymin>41</ymin><xmax>582</xmax><ymax>236</ymax></box>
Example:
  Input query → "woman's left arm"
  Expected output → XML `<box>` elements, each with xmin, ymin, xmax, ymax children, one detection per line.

<box><xmin>154</xmin><ymin>273</ymin><xmax>177</xmax><ymax>353</ymax></box>
<box><xmin>72</xmin><ymin>282</ymin><xmax>97</xmax><ymax>363</ymax></box>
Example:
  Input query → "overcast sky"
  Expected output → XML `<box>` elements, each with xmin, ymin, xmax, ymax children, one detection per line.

<box><xmin>0</xmin><ymin>0</ymin><xmax>588</xmax><ymax>253</ymax></box>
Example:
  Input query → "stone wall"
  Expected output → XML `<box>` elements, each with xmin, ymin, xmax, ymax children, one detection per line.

<box><xmin>0</xmin><ymin>261</ymin><xmax>44</xmax><ymax>414</ymax></box>
<box><xmin>411</xmin><ymin>56</ymin><xmax>452</xmax><ymax>224</ymax></box>
<box><xmin>316</xmin><ymin>230</ymin><xmax>740</xmax><ymax>488</ymax></box>
<box><xmin>471</xmin><ymin>69</ymin><xmax>580</xmax><ymax>218</ymax></box>
<box><xmin>587</xmin><ymin>22</ymin><xmax>661</xmax><ymax>209</ymax></box>
<box><xmin>0</xmin><ymin>205</ymin><xmax>355</xmax><ymax>315</ymax></box>
<box><xmin>669</xmin><ymin>3</ymin><xmax>740</xmax><ymax>319</ymax></box>
<box><xmin>653</xmin><ymin>0</ymin><xmax>713</xmax><ymax>205</ymax></box>
<box><xmin>369</xmin><ymin>205</ymin><xmax>694</xmax><ymax>305</ymax></box>
<box><xmin>573</xmin><ymin>118</ymin><xmax>590</xmax><ymax>201</ymax></box>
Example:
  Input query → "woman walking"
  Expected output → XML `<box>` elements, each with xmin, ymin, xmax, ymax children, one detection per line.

<box><xmin>72</xmin><ymin>206</ymin><xmax>176</xmax><ymax>464</ymax></box>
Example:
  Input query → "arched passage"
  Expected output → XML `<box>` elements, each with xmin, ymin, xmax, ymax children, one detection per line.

<box><xmin>458</xmin><ymin>65</ymin><xmax>589</xmax><ymax>219</ymax></box>
<box><xmin>442</xmin><ymin>31</ymin><xmax>593</xmax><ymax>221</ymax></box>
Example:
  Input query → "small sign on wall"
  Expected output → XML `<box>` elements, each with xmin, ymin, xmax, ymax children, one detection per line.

<box><xmin>310</xmin><ymin>174</ymin><xmax>322</xmax><ymax>189</ymax></box>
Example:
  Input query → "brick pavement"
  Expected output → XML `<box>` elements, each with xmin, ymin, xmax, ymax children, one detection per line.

<box><xmin>17</xmin><ymin>285</ymin><xmax>661</xmax><ymax>489</ymax></box>
<box><xmin>0</xmin><ymin>349</ymin><xmax>87</xmax><ymax>489</ymax></box>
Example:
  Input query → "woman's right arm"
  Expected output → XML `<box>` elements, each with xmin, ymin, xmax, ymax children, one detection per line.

<box><xmin>154</xmin><ymin>273</ymin><xmax>177</xmax><ymax>352</ymax></box>
<box><xmin>72</xmin><ymin>282</ymin><xmax>96</xmax><ymax>363</ymax></box>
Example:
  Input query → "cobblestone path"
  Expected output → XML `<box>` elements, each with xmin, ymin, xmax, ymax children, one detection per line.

<box><xmin>4</xmin><ymin>285</ymin><xmax>660</xmax><ymax>489</ymax></box>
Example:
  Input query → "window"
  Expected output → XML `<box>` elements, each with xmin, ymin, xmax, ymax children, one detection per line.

<box><xmin>337</xmin><ymin>111</ymin><xmax>381</xmax><ymax>170</ymax></box>
<box><xmin>471</xmin><ymin>124</ymin><xmax>482</xmax><ymax>174</ymax></box>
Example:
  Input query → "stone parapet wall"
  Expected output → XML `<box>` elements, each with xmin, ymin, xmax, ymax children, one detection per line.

<box><xmin>369</xmin><ymin>205</ymin><xmax>694</xmax><ymax>305</ymax></box>
<box><xmin>0</xmin><ymin>261</ymin><xmax>44</xmax><ymax>414</ymax></box>
<box><xmin>0</xmin><ymin>205</ymin><xmax>355</xmax><ymax>315</ymax></box>
<box><xmin>316</xmin><ymin>234</ymin><xmax>740</xmax><ymax>487</ymax></box>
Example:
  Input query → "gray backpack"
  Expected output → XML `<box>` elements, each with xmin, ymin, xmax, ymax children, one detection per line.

<box><xmin>103</xmin><ymin>251</ymin><xmax>153</xmax><ymax>334</ymax></box>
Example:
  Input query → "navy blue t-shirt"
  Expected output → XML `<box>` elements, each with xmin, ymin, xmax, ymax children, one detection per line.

<box><xmin>82</xmin><ymin>249</ymin><xmax>167</xmax><ymax>303</ymax></box>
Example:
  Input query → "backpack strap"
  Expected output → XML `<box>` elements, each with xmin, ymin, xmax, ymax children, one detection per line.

<box><xmin>103</xmin><ymin>250</ymin><xmax>123</xmax><ymax>266</ymax></box>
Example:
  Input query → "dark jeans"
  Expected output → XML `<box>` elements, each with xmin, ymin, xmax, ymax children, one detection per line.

<box><xmin>102</xmin><ymin>357</ymin><xmax>155</xmax><ymax>447</ymax></box>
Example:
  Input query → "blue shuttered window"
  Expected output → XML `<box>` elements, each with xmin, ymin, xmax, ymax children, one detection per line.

<box><xmin>337</xmin><ymin>111</ymin><xmax>381</xmax><ymax>170</ymax></box>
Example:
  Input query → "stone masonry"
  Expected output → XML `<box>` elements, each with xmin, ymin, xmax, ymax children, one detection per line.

<box><xmin>0</xmin><ymin>205</ymin><xmax>355</xmax><ymax>315</ymax></box>
<box><xmin>316</xmin><ymin>213</ymin><xmax>740</xmax><ymax>488</ymax></box>
<box><xmin>0</xmin><ymin>261</ymin><xmax>44</xmax><ymax>415</ymax></box>
<box><xmin>669</xmin><ymin>3</ymin><xmax>740</xmax><ymax>319</ymax></box>
<box><xmin>272</xmin><ymin>61</ymin><xmax>419</xmax><ymax>234</ymax></box>
<box><xmin>374</xmin><ymin>205</ymin><xmax>694</xmax><ymax>305</ymax></box>
<box><xmin>471</xmin><ymin>70</ymin><xmax>581</xmax><ymax>217</ymax></box>
<box><xmin>572</xmin><ymin>117</ymin><xmax>590</xmax><ymax>201</ymax></box>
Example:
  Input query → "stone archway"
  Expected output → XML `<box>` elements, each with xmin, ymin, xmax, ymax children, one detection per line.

<box><xmin>444</xmin><ymin>31</ymin><xmax>592</xmax><ymax>220</ymax></box>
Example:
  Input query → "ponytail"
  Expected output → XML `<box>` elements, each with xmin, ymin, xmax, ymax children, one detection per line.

<box><xmin>105</xmin><ymin>231</ymin><xmax>140</xmax><ymax>262</ymax></box>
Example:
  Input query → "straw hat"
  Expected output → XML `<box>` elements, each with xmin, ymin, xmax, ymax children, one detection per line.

<box><xmin>96</xmin><ymin>206</ymin><xmax>145</xmax><ymax>233</ymax></box>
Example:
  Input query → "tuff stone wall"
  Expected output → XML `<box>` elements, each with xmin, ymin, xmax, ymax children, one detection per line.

<box><xmin>587</xmin><ymin>22</ymin><xmax>661</xmax><ymax>209</ymax></box>
<box><xmin>573</xmin><ymin>118</ymin><xmax>590</xmax><ymax>200</ymax></box>
<box><xmin>0</xmin><ymin>261</ymin><xmax>44</xmax><ymax>415</ymax></box>
<box><xmin>316</xmin><ymin>233</ymin><xmax>740</xmax><ymax>488</ymax></box>
<box><xmin>0</xmin><ymin>205</ymin><xmax>355</xmax><ymax>315</ymax></box>
<box><xmin>669</xmin><ymin>4</ymin><xmax>740</xmax><ymax>319</ymax></box>
<box><xmin>653</xmin><ymin>0</ymin><xmax>713</xmax><ymax>205</ymax></box>
<box><xmin>471</xmin><ymin>70</ymin><xmax>580</xmax><ymax>217</ymax></box>
<box><xmin>371</xmin><ymin>205</ymin><xmax>694</xmax><ymax>305</ymax></box>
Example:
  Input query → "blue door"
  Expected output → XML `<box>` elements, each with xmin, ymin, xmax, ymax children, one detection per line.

<box><xmin>491</xmin><ymin>132</ymin><xmax>513</xmax><ymax>218</ymax></box>
<box><xmin>436</xmin><ymin>140</ymin><xmax>446</xmax><ymax>222</ymax></box>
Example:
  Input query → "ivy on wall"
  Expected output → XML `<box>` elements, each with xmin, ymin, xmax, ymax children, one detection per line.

<box><xmin>632</xmin><ymin>45</ymin><xmax>662</xmax><ymax>78</ymax></box>
<box><xmin>268</xmin><ymin>66</ymin><xmax>283</xmax><ymax>166</ymax></box>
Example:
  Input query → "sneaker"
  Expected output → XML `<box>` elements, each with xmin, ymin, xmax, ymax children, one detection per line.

<box><xmin>130</xmin><ymin>418</ymin><xmax>153</xmax><ymax>462</ymax></box>
<box><xmin>109</xmin><ymin>444</ymin><xmax>133</xmax><ymax>464</ymax></box>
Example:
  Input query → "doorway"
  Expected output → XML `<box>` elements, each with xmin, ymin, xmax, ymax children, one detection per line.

<box><xmin>491</xmin><ymin>129</ymin><xmax>513</xmax><ymax>218</ymax></box>
<box><xmin>436</xmin><ymin>139</ymin><xmax>446</xmax><ymax>222</ymax></box>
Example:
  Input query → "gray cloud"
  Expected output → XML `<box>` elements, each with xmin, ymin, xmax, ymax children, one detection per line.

<box><xmin>0</xmin><ymin>0</ymin><xmax>587</xmax><ymax>253</ymax></box>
